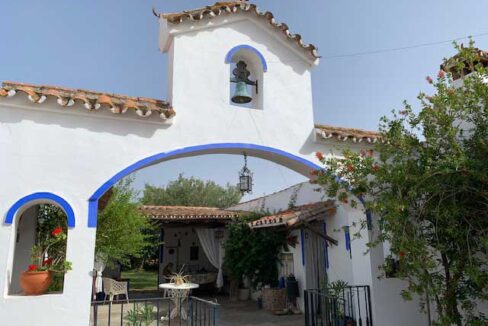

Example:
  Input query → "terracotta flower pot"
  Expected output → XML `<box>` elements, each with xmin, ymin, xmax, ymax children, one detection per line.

<box><xmin>20</xmin><ymin>271</ymin><xmax>53</xmax><ymax>295</ymax></box>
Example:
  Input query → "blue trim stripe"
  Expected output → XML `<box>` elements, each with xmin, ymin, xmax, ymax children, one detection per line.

<box><xmin>344</xmin><ymin>226</ymin><xmax>351</xmax><ymax>257</ymax></box>
<box><xmin>225</xmin><ymin>44</ymin><xmax>268</xmax><ymax>72</ymax></box>
<box><xmin>300</xmin><ymin>229</ymin><xmax>305</xmax><ymax>266</ymax></box>
<box><xmin>87</xmin><ymin>143</ymin><xmax>321</xmax><ymax>227</ymax></box>
<box><xmin>366</xmin><ymin>210</ymin><xmax>373</xmax><ymax>230</ymax></box>
<box><xmin>5</xmin><ymin>192</ymin><xmax>76</xmax><ymax>227</ymax></box>
<box><xmin>344</xmin><ymin>226</ymin><xmax>351</xmax><ymax>251</ymax></box>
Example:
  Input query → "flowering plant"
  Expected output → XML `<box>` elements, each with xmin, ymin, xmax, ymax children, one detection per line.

<box><xmin>312</xmin><ymin>42</ymin><xmax>488</xmax><ymax>325</ymax></box>
<box><xmin>27</xmin><ymin>227</ymin><xmax>72</xmax><ymax>273</ymax></box>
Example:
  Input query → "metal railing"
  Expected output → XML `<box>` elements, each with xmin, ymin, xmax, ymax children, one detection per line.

<box><xmin>90</xmin><ymin>296</ymin><xmax>220</xmax><ymax>326</ymax></box>
<box><xmin>304</xmin><ymin>286</ymin><xmax>373</xmax><ymax>326</ymax></box>
<box><xmin>188</xmin><ymin>296</ymin><xmax>220</xmax><ymax>326</ymax></box>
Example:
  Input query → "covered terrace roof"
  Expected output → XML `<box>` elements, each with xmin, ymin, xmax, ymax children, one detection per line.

<box><xmin>249</xmin><ymin>200</ymin><xmax>336</xmax><ymax>229</ymax></box>
<box><xmin>140</xmin><ymin>205</ymin><xmax>243</xmax><ymax>224</ymax></box>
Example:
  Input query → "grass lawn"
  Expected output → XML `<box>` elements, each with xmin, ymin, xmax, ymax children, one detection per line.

<box><xmin>121</xmin><ymin>270</ymin><xmax>158</xmax><ymax>291</ymax></box>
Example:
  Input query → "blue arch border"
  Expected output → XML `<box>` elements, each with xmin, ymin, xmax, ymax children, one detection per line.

<box><xmin>87</xmin><ymin>143</ymin><xmax>320</xmax><ymax>227</ymax></box>
<box><xmin>225</xmin><ymin>45</ymin><xmax>268</xmax><ymax>72</ymax></box>
<box><xmin>5</xmin><ymin>192</ymin><xmax>76</xmax><ymax>228</ymax></box>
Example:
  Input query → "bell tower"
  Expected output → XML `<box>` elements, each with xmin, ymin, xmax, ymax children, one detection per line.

<box><xmin>156</xmin><ymin>1</ymin><xmax>319</xmax><ymax>144</ymax></box>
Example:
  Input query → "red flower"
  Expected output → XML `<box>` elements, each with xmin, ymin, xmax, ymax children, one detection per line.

<box><xmin>43</xmin><ymin>258</ymin><xmax>53</xmax><ymax>266</ymax></box>
<box><xmin>399</xmin><ymin>251</ymin><xmax>406</xmax><ymax>259</ymax></box>
<box><xmin>315</xmin><ymin>152</ymin><xmax>324</xmax><ymax>161</ymax></box>
<box><xmin>51</xmin><ymin>227</ymin><xmax>63</xmax><ymax>237</ymax></box>
<box><xmin>310</xmin><ymin>169</ymin><xmax>319</xmax><ymax>176</ymax></box>
<box><xmin>367</xmin><ymin>149</ymin><xmax>374</xmax><ymax>157</ymax></box>
<box><xmin>372</xmin><ymin>164</ymin><xmax>380</xmax><ymax>172</ymax></box>
<box><xmin>28</xmin><ymin>264</ymin><xmax>38</xmax><ymax>272</ymax></box>
<box><xmin>437</xmin><ymin>70</ymin><xmax>445</xmax><ymax>79</ymax></box>
<box><xmin>347</xmin><ymin>163</ymin><xmax>354</xmax><ymax>172</ymax></box>
<box><xmin>426</xmin><ymin>76</ymin><xmax>433</xmax><ymax>84</ymax></box>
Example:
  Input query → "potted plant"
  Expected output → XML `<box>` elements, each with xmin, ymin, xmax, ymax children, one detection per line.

<box><xmin>20</xmin><ymin>226</ymin><xmax>72</xmax><ymax>295</ymax></box>
<box><xmin>324</xmin><ymin>280</ymin><xmax>356</xmax><ymax>326</ymax></box>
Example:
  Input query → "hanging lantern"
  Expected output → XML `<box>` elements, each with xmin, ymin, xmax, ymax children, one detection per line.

<box><xmin>238</xmin><ymin>152</ymin><xmax>253</xmax><ymax>193</ymax></box>
<box><xmin>230</xmin><ymin>61</ymin><xmax>258</xmax><ymax>104</ymax></box>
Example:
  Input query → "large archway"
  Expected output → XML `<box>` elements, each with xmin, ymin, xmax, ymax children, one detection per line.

<box><xmin>87</xmin><ymin>143</ymin><xmax>321</xmax><ymax>227</ymax></box>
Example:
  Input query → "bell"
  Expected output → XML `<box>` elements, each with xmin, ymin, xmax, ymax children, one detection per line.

<box><xmin>231</xmin><ymin>81</ymin><xmax>252</xmax><ymax>104</ymax></box>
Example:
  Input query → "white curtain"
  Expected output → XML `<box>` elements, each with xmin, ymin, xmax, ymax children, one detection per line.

<box><xmin>196</xmin><ymin>228</ymin><xmax>224</xmax><ymax>288</ymax></box>
<box><xmin>94</xmin><ymin>255</ymin><xmax>106</xmax><ymax>293</ymax></box>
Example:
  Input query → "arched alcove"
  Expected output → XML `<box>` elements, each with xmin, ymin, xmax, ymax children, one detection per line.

<box><xmin>5</xmin><ymin>193</ymin><xmax>74</xmax><ymax>295</ymax></box>
<box><xmin>225</xmin><ymin>45</ymin><xmax>267</xmax><ymax>110</ymax></box>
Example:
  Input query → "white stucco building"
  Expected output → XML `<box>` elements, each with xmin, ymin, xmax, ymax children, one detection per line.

<box><xmin>0</xmin><ymin>1</ymin><xmax>434</xmax><ymax>325</ymax></box>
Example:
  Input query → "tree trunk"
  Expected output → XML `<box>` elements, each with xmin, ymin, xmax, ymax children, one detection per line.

<box><xmin>441</xmin><ymin>253</ymin><xmax>463</xmax><ymax>326</ymax></box>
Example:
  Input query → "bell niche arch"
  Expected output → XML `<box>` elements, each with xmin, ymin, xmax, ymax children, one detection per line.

<box><xmin>225</xmin><ymin>45</ymin><xmax>267</xmax><ymax>109</ymax></box>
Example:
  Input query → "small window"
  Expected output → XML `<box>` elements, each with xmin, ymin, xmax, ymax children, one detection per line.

<box><xmin>10</xmin><ymin>203</ymin><xmax>69</xmax><ymax>295</ymax></box>
<box><xmin>279</xmin><ymin>252</ymin><xmax>294</xmax><ymax>278</ymax></box>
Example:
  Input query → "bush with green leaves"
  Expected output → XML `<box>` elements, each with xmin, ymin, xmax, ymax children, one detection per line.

<box><xmin>124</xmin><ymin>304</ymin><xmax>154</xmax><ymax>326</ymax></box>
<box><xmin>314</xmin><ymin>42</ymin><xmax>488</xmax><ymax>325</ymax></box>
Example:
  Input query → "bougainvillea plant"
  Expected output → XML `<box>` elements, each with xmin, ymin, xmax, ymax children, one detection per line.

<box><xmin>313</xmin><ymin>42</ymin><xmax>488</xmax><ymax>326</ymax></box>
<box><xmin>28</xmin><ymin>226</ymin><xmax>72</xmax><ymax>273</ymax></box>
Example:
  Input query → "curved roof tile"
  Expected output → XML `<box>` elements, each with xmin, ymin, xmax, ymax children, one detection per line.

<box><xmin>315</xmin><ymin>124</ymin><xmax>381</xmax><ymax>144</ymax></box>
<box><xmin>156</xmin><ymin>1</ymin><xmax>319</xmax><ymax>61</ymax></box>
<box><xmin>0</xmin><ymin>81</ymin><xmax>175</xmax><ymax>121</ymax></box>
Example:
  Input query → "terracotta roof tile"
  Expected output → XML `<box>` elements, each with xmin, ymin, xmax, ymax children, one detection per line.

<box><xmin>0</xmin><ymin>81</ymin><xmax>175</xmax><ymax>121</ymax></box>
<box><xmin>440</xmin><ymin>47</ymin><xmax>488</xmax><ymax>80</ymax></box>
<box><xmin>315</xmin><ymin>124</ymin><xmax>381</xmax><ymax>144</ymax></box>
<box><xmin>140</xmin><ymin>205</ymin><xmax>242</xmax><ymax>222</ymax></box>
<box><xmin>249</xmin><ymin>201</ymin><xmax>336</xmax><ymax>229</ymax></box>
<box><xmin>156</xmin><ymin>1</ymin><xmax>319</xmax><ymax>61</ymax></box>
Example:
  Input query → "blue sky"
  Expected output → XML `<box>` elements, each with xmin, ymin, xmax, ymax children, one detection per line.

<box><xmin>2</xmin><ymin>0</ymin><xmax>488</xmax><ymax>201</ymax></box>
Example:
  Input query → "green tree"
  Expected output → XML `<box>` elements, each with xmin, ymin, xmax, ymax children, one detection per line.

<box><xmin>96</xmin><ymin>178</ymin><xmax>157</xmax><ymax>267</ymax></box>
<box><xmin>314</xmin><ymin>43</ymin><xmax>488</xmax><ymax>325</ymax></box>
<box><xmin>141</xmin><ymin>174</ymin><xmax>242</xmax><ymax>208</ymax></box>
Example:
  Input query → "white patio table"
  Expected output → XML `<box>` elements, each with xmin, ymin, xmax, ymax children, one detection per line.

<box><xmin>159</xmin><ymin>282</ymin><xmax>199</xmax><ymax>320</ymax></box>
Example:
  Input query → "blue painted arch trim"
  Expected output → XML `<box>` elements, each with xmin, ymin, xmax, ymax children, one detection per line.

<box><xmin>5</xmin><ymin>192</ymin><xmax>76</xmax><ymax>228</ymax></box>
<box><xmin>87</xmin><ymin>143</ymin><xmax>320</xmax><ymax>227</ymax></box>
<box><xmin>225</xmin><ymin>45</ymin><xmax>268</xmax><ymax>72</ymax></box>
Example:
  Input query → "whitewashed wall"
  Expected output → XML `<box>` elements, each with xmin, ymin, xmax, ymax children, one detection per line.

<box><xmin>9</xmin><ymin>206</ymin><xmax>37</xmax><ymax>295</ymax></box>
<box><xmin>160</xmin><ymin>226</ymin><xmax>215</xmax><ymax>275</ymax></box>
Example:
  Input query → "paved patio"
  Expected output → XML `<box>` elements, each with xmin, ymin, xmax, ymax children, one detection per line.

<box><xmin>218</xmin><ymin>297</ymin><xmax>304</xmax><ymax>326</ymax></box>
<box><xmin>90</xmin><ymin>293</ymin><xmax>303</xmax><ymax>326</ymax></box>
